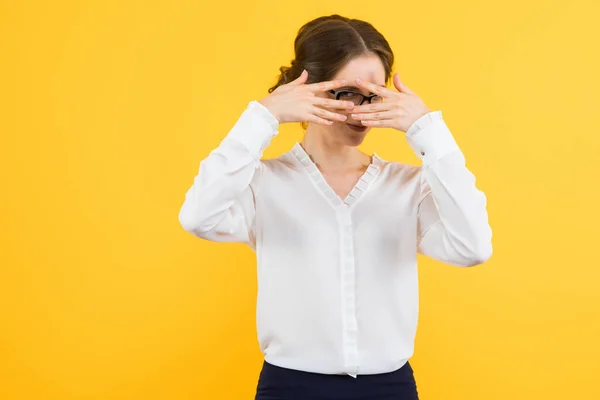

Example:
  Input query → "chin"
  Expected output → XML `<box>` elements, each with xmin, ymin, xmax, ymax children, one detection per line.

<box><xmin>343</xmin><ymin>133</ymin><xmax>367</xmax><ymax>147</ymax></box>
<box><xmin>341</xmin><ymin>123</ymin><xmax>369</xmax><ymax>146</ymax></box>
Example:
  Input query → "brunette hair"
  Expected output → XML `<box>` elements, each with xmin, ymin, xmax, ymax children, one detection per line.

<box><xmin>268</xmin><ymin>15</ymin><xmax>394</xmax><ymax>94</ymax></box>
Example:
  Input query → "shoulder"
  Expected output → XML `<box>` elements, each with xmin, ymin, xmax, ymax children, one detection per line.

<box><xmin>377</xmin><ymin>156</ymin><xmax>422</xmax><ymax>182</ymax></box>
<box><xmin>252</xmin><ymin>147</ymin><xmax>301</xmax><ymax>186</ymax></box>
<box><xmin>375</xmin><ymin>158</ymin><xmax>426</xmax><ymax>201</ymax></box>
<box><xmin>250</xmin><ymin>150</ymin><xmax>301</xmax><ymax>197</ymax></box>
<box><xmin>260</xmin><ymin>150</ymin><xmax>297</xmax><ymax>173</ymax></box>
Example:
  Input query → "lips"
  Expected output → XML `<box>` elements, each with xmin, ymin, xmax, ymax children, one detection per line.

<box><xmin>346</xmin><ymin>123</ymin><xmax>367</xmax><ymax>132</ymax></box>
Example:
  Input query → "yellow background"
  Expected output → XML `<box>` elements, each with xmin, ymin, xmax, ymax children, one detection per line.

<box><xmin>2</xmin><ymin>0</ymin><xmax>599</xmax><ymax>399</ymax></box>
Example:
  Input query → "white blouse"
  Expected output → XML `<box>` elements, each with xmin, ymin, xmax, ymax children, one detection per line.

<box><xmin>178</xmin><ymin>100</ymin><xmax>493</xmax><ymax>377</ymax></box>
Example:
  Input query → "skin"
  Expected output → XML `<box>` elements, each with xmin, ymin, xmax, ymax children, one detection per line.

<box><xmin>259</xmin><ymin>53</ymin><xmax>430</xmax><ymax>200</ymax></box>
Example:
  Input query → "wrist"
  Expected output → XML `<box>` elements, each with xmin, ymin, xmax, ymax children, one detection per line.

<box><xmin>258</xmin><ymin>98</ymin><xmax>281</xmax><ymax>122</ymax></box>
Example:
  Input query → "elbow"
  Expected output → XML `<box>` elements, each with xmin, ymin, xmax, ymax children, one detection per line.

<box><xmin>463</xmin><ymin>241</ymin><xmax>493</xmax><ymax>267</ymax></box>
<box><xmin>179</xmin><ymin>211</ymin><xmax>197</xmax><ymax>234</ymax></box>
<box><xmin>178</xmin><ymin>207</ymin><xmax>199</xmax><ymax>234</ymax></box>
<box><xmin>178</xmin><ymin>203</ymin><xmax>213</xmax><ymax>237</ymax></box>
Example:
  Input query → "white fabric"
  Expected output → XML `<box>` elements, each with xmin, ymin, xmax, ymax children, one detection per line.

<box><xmin>178</xmin><ymin>100</ymin><xmax>493</xmax><ymax>376</ymax></box>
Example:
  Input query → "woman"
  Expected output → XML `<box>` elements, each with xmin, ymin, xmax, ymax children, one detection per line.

<box><xmin>179</xmin><ymin>14</ymin><xmax>492</xmax><ymax>400</ymax></box>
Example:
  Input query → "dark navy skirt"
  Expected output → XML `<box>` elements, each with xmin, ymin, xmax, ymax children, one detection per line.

<box><xmin>255</xmin><ymin>360</ymin><xmax>419</xmax><ymax>400</ymax></box>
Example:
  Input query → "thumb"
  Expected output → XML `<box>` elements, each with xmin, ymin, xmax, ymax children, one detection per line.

<box><xmin>290</xmin><ymin>69</ymin><xmax>308</xmax><ymax>85</ymax></box>
<box><xmin>393</xmin><ymin>73</ymin><xmax>414</xmax><ymax>94</ymax></box>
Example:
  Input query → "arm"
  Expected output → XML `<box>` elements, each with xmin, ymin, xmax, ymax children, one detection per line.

<box><xmin>178</xmin><ymin>101</ymin><xmax>279</xmax><ymax>248</ymax></box>
<box><xmin>179</xmin><ymin>71</ymin><xmax>353</xmax><ymax>247</ymax></box>
<box><xmin>406</xmin><ymin>111</ymin><xmax>493</xmax><ymax>267</ymax></box>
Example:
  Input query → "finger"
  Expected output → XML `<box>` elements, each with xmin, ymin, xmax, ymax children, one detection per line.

<box><xmin>355</xmin><ymin>78</ymin><xmax>396</xmax><ymax>97</ymax></box>
<box><xmin>351</xmin><ymin>102</ymin><xmax>391</xmax><ymax>114</ymax></box>
<box><xmin>311</xmin><ymin>106</ymin><xmax>348</xmax><ymax>122</ymax></box>
<box><xmin>351</xmin><ymin>110</ymin><xmax>396</xmax><ymax>121</ymax></box>
<box><xmin>306</xmin><ymin>78</ymin><xmax>348</xmax><ymax>93</ymax></box>
<box><xmin>393</xmin><ymin>73</ymin><xmax>414</xmax><ymax>95</ymax></box>
<box><xmin>290</xmin><ymin>69</ymin><xmax>308</xmax><ymax>85</ymax></box>
<box><xmin>306</xmin><ymin>114</ymin><xmax>336</xmax><ymax>126</ymax></box>
<box><xmin>313</xmin><ymin>97</ymin><xmax>356</xmax><ymax>110</ymax></box>
<box><xmin>360</xmin><ymin>118</ymin><xmax>395</xmax><ymax>127</ymax></box>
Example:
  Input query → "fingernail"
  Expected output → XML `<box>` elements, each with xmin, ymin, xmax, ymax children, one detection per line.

<box><xmin>351</xmin><ymin>114</ymin><xmax>358</xmax><ymax>118</ymax></box>
<box><xmin>356</xmin><ymin>78</ymin><xmax>362</xmax><ymax>83</ymax></box>
<box><xmin>341</xmin><ymin>115</ymin><xmax>347</xmax><ymax>120</ymax></box>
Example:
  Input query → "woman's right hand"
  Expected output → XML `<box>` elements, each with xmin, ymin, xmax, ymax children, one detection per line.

<box><xmin>258</xmin><ymin>70</ymin><xmax>355</xmax><ymax>125</ymax></box>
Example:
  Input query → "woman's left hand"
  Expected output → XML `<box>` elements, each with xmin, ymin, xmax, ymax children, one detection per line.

<box><xmin>350</xmin><ymin>73</ymin><xmax>430</xmax><ymax>133</ymax></box>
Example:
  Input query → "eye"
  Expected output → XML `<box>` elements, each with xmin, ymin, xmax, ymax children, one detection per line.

<box><xmin>338</xmin><ymin>91</ymin><xmax>357</xmax><ymax>97</ymax></box>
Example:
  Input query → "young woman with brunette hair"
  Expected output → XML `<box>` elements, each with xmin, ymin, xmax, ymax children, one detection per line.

<box><xmin>179</xmin><ymin>14</ymin><xmax>492</xmax><ymax>400</ymax></box>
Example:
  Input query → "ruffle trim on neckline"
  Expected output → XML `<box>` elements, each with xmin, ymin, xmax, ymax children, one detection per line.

<box><xmin>291</xmin><ymin>142</ymin><xmax>383</xmax><ymax>208</ymax></box>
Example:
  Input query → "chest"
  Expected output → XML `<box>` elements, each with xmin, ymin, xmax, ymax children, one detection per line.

<box><xmin>255</xmin><ymin>171</ymin><xmax>419</xmax><ymax>254</ymax></box>
<box><xmin>320</xmin><ymin>170</ymin><xmax>367</xmax><ymax>202</ymax></box>
<box><xmin>255</xmin><ymin>161</ymin><xmax>422</xmax><ymax>246</ymax></box>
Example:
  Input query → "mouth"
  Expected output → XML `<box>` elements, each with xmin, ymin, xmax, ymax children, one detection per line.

<box><xmin>346</xmin><ymin>123</ymin><xmax>368</xmax><ymax>133</ymax></box>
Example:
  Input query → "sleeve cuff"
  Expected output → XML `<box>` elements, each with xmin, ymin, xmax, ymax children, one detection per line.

<box><xmin>250</xmin><ymin>100</ymin><xmax>280</xmax><ymax>129</ymax></box>
<box><xmin>405</xmin><ymin>110</ymin><xmax>461</xmax><ymax>166</ymax></box>
<box><xmin>225</xmin><ymin>100</ymin><xmax>280</xmax><ymax>157</ymax></box>
<box><xmin>406</xmin><ymin>110</ymin><xmax>443</xmax><ymax>137</ymax></box>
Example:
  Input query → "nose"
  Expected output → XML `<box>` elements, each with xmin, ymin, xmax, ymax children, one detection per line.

<box><xmin>345</xmin><ymin>114</ymin><xmax>362</xmax><ymax>126</ymax></box>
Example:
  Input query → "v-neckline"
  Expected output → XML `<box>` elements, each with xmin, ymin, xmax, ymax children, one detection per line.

<box><xmin>290</xmin><ymin>142</ymin><xmax>383</xmax><ymax>209</ymax></box>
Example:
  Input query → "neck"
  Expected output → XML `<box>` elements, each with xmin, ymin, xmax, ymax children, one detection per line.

<box><xmin>300</xmin><ymin>126</ymin><xmax>368</xmax><ymax>173</ymax></box>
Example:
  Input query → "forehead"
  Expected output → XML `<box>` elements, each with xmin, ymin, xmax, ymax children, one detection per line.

<box><xmin>332</xmin><ymin>54</ymin><xmax>386</xmax><ymax>87</ymax></box>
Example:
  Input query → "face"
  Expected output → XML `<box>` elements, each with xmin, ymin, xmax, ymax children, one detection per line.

<box><xmin>313</xmin><ymin>53</ymin><xmax>387</xmax><ymax>147</ymax></box>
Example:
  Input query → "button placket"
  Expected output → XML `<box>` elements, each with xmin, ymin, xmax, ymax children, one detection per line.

<box><xmin>338</xmin><ymin>208</ymin><xmax>359</xmax><ymax>374</ymax></box>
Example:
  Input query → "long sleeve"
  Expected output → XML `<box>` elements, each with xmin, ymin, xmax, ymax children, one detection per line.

<box><xmin>178</xmin><ymin>100</ymin><xmax>279</xmax><ymax>248</ymax></box>
<box><xmin>406</xmin><ymin>111</ymin><xmax>493</xmax><ymax>267</ymax></box>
